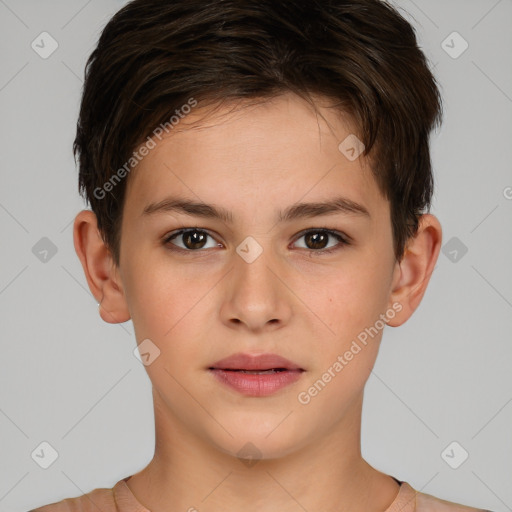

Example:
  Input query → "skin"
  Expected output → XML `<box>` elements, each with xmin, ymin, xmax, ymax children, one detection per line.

<box><xmin>73</xmin><ymin>92</ymin><xmax>442</xmax><ymax>512</ymax></box>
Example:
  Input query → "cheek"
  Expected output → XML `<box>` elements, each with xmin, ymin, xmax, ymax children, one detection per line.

<box><xmin>309</xmin><ymin>259</ymin><xmax>388</xmax><ymax>335</ymax></box>
<box><xmin>296</xmin><ymin>268</ymin><xmax>386</xmax><ymax>414</ymax></box>
<box><xmin>124</xmin><ymin>257</ymin><xmax>221</xmax><ymax>360</ymax></box>
<box><xmin>302</xmin><ymin>255</ymin><xmax>392</xmax><ymax>385</ymax></box>
<box><xmin>121</xmin><ymin>255</ymin><xmax>180</xmax><ymax>334</ymax></box>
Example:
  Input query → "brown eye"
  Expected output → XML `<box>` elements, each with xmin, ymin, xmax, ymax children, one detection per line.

<box><xmin>304</xmin><ymin>231</ymin><xmax>329</xmax><ymax>250</ymax></box>
<box><xmin>292</xmin><ymin>229</ymin><xmax>349</xmax><ymax>254</ymax></box>
<box><xmin>165</xmin><ymin>229</ymin><xmax>219</xmax><ymax>251</ymax></box>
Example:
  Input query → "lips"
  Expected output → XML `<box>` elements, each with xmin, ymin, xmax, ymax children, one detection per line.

<box><xmin>209</xmin><ymin>352</ymin><xmax>304</xmax><ymax>372</ymax></box>
<box><xmin>208</xmin><ymin>353</ymin><xmax>305</xmax><ymax>396</ymax></box>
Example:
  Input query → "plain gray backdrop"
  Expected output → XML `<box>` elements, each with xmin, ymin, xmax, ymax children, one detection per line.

<box><xmin>0</xmin><ymin>0</ymin><xmax>511</xmax><ymax>510</ymax></box>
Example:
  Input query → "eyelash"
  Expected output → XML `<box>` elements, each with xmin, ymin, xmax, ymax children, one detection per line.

<box><xmin>162</xmin><ymin>227</ymin><xmax>351</xmax><ymax>255</ymax></box>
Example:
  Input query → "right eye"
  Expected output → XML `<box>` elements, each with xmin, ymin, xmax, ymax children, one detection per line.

<box><xmin>163</xmin><ymin>228</ymin><xmax>223</xmax><ymax>252</ymax></box>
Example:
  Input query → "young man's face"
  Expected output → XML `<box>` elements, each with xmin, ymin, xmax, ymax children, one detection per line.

<box><xmin>114</xmin><ymin>93</ymin><xmax>404</xmax><ymax>459</ymax></box>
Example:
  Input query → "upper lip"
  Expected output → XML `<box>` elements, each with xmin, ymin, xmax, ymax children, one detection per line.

<box><xmin>209</xmin><ymin>353</ymin><xmax>304</xmax><ymax>371</ymax></box>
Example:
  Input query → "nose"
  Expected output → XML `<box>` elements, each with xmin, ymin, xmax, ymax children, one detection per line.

<box><xmin>220</xmin><ymin>242</ymin><xmax>293</xmax><ymax>333</ymax></box>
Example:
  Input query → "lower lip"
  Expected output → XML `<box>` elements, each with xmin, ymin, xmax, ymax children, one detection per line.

<box><xmin>209</xmin><ymin>369</ymin><xmax>304</xmax><ymax>396</ymax></box>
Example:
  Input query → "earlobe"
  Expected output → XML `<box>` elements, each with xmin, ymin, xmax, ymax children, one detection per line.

<box><xmin>386</xmin><ymin>214</ymin><xmax>442</xmax><ymax>327</ymax></box>
<box><xmin>73</xmin><ymin>209</ymin><xmax>131</xmax><ymax>324</ymax></box>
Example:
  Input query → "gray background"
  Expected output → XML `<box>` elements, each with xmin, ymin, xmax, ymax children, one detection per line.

<box><xmin>0</xmin><ymin>0</ymin><xmax>511</xmax><ymax>510</ymax></box>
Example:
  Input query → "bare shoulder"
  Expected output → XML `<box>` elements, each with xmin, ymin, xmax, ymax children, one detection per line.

<box><xmin>417</xmin><ymin>489</ymin><xmax>495</xmax><ymax>512</ymax></box>
<box><xmin>28</xmin><ymin>485</ymin><xmax>117</xmax><ymax>512</ymax></box>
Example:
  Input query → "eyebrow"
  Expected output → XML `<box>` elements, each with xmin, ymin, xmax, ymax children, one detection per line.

<box><xmin>141</xmin><ymin>195</ymin><xmax>371</xmax><ymax>223</ymax></box>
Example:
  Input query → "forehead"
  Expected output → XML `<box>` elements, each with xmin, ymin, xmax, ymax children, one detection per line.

<box><xmin>124</xmin><ymin>93</ymin><xmax>384</xmax><ymax>220</ymax></box>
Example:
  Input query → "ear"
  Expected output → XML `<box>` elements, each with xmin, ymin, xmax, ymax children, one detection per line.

<box><xmin>386</xmin><ymin>213</ymin><xmax>442</xmax><ymax>327</ymax></box>
<box><xmin>73</xmin><ymin>210</ymin><xmax>131</xmax><ymax>324</ymax></box>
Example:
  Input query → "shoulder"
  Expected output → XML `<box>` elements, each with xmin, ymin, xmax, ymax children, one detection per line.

<box><xmin>414</xmin><ymin>484</ymin><xmax>494</xmax><ymax>512</ymax></box>
<box><xmin>29</xmin><ymin>485</ymin><xmax>117</xmax><ymax>512</ymax></box>
<box><xmin>394</xmin><ymin>481</ymin><xmax>493</xmax><ymax>512</ymax></box>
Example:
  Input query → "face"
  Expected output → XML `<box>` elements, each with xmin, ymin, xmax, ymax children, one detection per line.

<box><xmin>116</xmin><ymin>93</ymin><xmax>400</xmax><ymax>460</ymax></box>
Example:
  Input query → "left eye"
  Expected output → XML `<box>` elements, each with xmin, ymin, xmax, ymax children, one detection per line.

<box><xmin>163</xmin><ymin>228</ymin><xmax>349</xmax><ymax>253</ymax></box>
<box><xmin>293</xmin><ymin>229</ymin><xmax>348</xmax><ymax>253</ymax></box>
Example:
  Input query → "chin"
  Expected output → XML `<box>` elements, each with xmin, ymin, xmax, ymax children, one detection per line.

<box><xmin>205</xmin><ymin>419</ymin><xmax>310</xmax><ymax>463</ymax></box>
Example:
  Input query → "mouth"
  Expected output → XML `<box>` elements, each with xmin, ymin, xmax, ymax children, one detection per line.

<box><xmin>208</xmin><ymin>353</ymin><xmax>305</xmax><ymax>396</ymax></box>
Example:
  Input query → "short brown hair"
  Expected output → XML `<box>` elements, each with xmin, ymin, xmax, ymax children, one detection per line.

<box><xmin>74</xmin><ymin>0</ymin><xmax>442</xmax><ymax>266</ymax></box>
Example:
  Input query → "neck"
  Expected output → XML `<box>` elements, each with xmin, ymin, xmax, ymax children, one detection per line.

<box><xmin>125</xmin><ymin>389</ymin><xmax>400</xmax><ymax>512</ymax></box>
